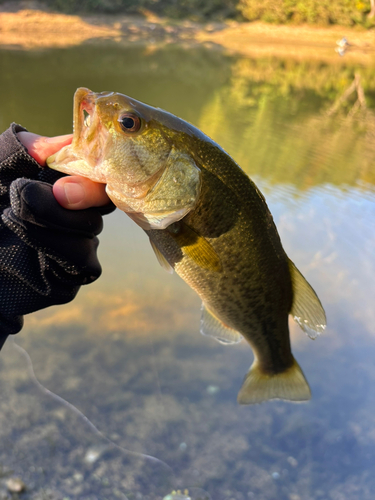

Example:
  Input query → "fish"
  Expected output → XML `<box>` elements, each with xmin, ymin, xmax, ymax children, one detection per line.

<box><xmin>47</xmin><ymin>87</ymin><xmax>326</xmax><ymax>404</ymax></box>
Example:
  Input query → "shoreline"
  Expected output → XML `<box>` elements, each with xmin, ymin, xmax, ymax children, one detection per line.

<box><xmin>0</xmin><ymin>7</ymin><xmax>374</xmax><ymax>64</ymax></box>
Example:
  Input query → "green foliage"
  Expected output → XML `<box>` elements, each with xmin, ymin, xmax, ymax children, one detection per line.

<box><xmin>34</xmin><ymin>0</ymin><xmax>238</xmax><ymax>18</ymax></box>
<box><xmin>143</xmin><ymin>0</ymin><xmax>238</xmax><ymax>20</ymax></box>
<box><xmin>3</xmin><ymin>0</ymin><xmax>372</xmax><ymax>25</ymax></box>
<box><xmin>237</xmin><ymin>0</ymin><xmax>374</xmax><ymax>26</ymax></box>
<box><xmin>0</xmin><ymin>0</ymin><xmax>373</xmax><ymax>24</ymax></box>
<box><xmin>43</xmin><ymin>0</ymin><xmax>138</xmax><ymax>14</ymax></box>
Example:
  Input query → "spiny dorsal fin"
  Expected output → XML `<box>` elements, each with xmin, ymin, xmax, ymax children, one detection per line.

<box><xmin>200</xmin><ymin>303</ymin><xmax>243</xmax><ymax>345</ymax></box>
<box><xmin>288</xmin><ymin>259</ymin><xmax>326</xmax><ymax>339</ymax></box>
<box><xmin>149</xmin><ymin>238</ymin><xmax>174</xmax><ymax>274</ymax></box>
<box><xmin>168</xmin><ymin>223</ymin><xmax>222</xmax><ymax>273</ymax></box>
<box><xmin>237</xmin><ymin>356</ymin><xmax>311</xmax><ymax>404</ymax></box>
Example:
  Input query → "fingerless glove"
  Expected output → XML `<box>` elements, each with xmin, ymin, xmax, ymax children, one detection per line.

<box><xmin>0</xmin><ymin>124</ymin><xmax>114</xmax><ymax>349</ymax></box>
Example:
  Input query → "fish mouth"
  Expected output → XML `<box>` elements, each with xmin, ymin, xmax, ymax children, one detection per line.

<box><xmin>72</xmin><ymin>87</ymin><xmax>96</xmax><ymax>147</ymax></box>
<box><xmin>71</xmin><ymin>88</ymin><xmax>114</xmax><ymax>169</ymax></box>
<box><xmin>73</xmin><ymin>88</ymin><xmax>115</xmax><ymax>142</ymax></box>
<box><xmin>47</xmin><ymin>88</ymin><xmax>114</xmax><ymax>180</ymax></box>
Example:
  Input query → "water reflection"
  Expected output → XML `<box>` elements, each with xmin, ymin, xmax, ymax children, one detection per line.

<box><xmin>0</xmin><ymin>42</ymin><xmax>375</xmax><ymax>499</ymax></box>
<box><xmin>198</xmin><ymin>58</ymin><xmax>375</xmax><ymax>188</ymax></box>
<box><xmin>1</xmin><ymin>340</ymin><xmax>176</xmax><ymax>498</ymax></box>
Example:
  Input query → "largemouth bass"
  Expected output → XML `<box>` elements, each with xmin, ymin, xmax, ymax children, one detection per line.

<box><xmin>47</xmin><ymin>88</ymin><xmax>326</xmax><ymax>404</ymax></box>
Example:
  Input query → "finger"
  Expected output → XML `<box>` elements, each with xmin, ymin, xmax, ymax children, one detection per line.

<box><xmin>53</xmin><ymin>176</ymin><xmax>110</xmax><ymax>210</ymax></box>
<box><xmin>17</xmin><ymin>132</ymin><xmax>73</xmax><ymax>166</ymax></box>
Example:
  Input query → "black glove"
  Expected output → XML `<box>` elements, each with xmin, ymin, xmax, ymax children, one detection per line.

<box><xmin>0</xmin><ymin>123</ymin><xmax>115</xmax><ymax>349</ymax></box>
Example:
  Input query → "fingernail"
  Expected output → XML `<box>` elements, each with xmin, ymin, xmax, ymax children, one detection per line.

<box><xmin>45</xmin><ymin>134</ymin><xmax>73</xmax><ymax>144</ymax></box>
<box><xmin>64</xmin><ymin>182</ymin><xmax>85</xmax><ymax>206</ymax></box>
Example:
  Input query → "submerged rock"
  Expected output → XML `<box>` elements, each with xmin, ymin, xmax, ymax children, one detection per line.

<box><xmin>163</xmin><ymin>490</ymin><xmax>191</xmax><ymax>500</ymax></box>
<box><xmin>6</xmin><ymin>477</ymin><xmax>26</xmax><ymax>493</ymax></box>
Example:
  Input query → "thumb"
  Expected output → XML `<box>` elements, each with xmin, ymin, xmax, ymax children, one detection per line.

<box><xmin>53</xmin><ymin>176</ymin><xmax>110</xmax><ymax>210</ymax></box>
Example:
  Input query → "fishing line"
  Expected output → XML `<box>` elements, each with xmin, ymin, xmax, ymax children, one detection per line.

<box><xmin>10</xmin><ymin>338</ymin><xmax>175</xmax><ymax>478</ymax></box>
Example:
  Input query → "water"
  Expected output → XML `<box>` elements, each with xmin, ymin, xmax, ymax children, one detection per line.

<box><xmin>0</xmin><ymin>41</ymin><xmax>375</xmax><ymax>500</ymax></box>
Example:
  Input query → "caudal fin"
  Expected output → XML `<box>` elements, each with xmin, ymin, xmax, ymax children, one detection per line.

<box><xmin>237</xmin><ymin>357</ymin><xmax>311</xmax><ymax>404</ymax></box>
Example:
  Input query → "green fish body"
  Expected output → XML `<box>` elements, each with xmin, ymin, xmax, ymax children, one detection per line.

<box><xmin>48</xmin><ymin>88</ymin><xmax>326</xmax><ymax>404</ymax></box>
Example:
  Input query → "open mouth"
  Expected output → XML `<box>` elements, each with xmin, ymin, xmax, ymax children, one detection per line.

<box><xmin>72</xmin><ymin>87</ymin><xmax>96</xmax><ymax>145</ymax></box>
<box><xmin>73</xmin><ymin>89</ymin><xmax>115</xmax><ymax>143</ymax></box>
<box><xmin>47</xmin><ymin>87</ymin><xmax>111</xmax><ymax>179</ymax></box>
<box><xmin>80</xmin><ymin>99</ymin><xmax>95</xmax><ymax>136</ymax></box>
<box><xmin>70</xmin><ymin>88</ymin><xmax>114</xmax><ymax>174</ymax></box>
<box><xmin>83</xmin><ymin>108</ymin><xmax>91</xmax><ymax>128</ymax></box>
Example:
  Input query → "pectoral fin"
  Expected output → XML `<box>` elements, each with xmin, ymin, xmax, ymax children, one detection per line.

<box><xmin>200</xmin><ymin>304</ymin><xmax>243</xmax><ymax>345</ymax></box>
<box><xmin>168</xmin><ymin>223</ymin><xmax>222</xmax><ymax>273</ymax></box>
<box><xmin>149</xmin><ymin>239</ymin><xmax>174</xmax><ymax>274</ymax></box>
<box><xmin>288</xmin><ymin>259</ymin><xmax>327</xmax><ymax>339</ymax></box>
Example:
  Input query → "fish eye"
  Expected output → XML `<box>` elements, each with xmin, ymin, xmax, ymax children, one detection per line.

<box><xmin>118</xmin><ymin>113</ymin><xmax>141</xmax><ymax>133</ymax></box>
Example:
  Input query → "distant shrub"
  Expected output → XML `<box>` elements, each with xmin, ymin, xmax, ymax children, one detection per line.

<box><xmin>38</xmin><ymin>0</ymin><xmax>238</xmax><ymax>18</ymax></box>
<box><xmin>44</xmin><ymin>0</ymin><xmax>138</xmax><ymax>14</ymax></box>
<box><xmin>139</xmin><ymin>0</ymin><xmax>238</xmax><ymax>20</ymax></box>
<box><xmin>3</xmin><ymin>0</ymin><xmax>373</xmax><ymax>25</ymax></box>
<box><xmin>237</xmin><ymin>0</ymin><xmax>373</xmax><ymax>26</ymax></box>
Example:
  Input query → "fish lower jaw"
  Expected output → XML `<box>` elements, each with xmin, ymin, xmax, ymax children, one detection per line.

<box><xmin>47</xmin><ymin>156</ymin><xmax>104</xmax><ymax>183</ymax></box>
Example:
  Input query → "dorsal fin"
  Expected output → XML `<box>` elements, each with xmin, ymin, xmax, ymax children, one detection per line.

<box><xmin>288</xmin><ymin>259</ymin><xmax>326</xmax><ymax>339</ymax></box>
<box><xmin>149</xmin><ymin>239</ymin><xmax>174</xmax><ymax>274</ymax></box>
<box><xmin>200</xmin><ymin>303</ymin><xmax>243</xmax><ymax>345</ymax></box>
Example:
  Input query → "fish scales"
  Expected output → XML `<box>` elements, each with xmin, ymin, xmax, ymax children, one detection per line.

<box><xmin>146</xmin><ymin>160</ymin><xmax>294</xmax><ymax>375</ymax></box>
<box><xmin>47</xmin><ymin>88</ymin><xmax>326</xmax><ymax>404</ymax></box>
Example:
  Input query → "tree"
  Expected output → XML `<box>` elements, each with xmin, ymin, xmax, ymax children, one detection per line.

<box><xmin>369</xmin><ymin>0</ymin><xmax>375</xmax><ymax>18</ymax></box>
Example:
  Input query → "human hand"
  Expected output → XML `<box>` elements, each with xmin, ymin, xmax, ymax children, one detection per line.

<box><xmin>17</xmin><ymin>131</ymin><xmax>111</xmax><ymax>210</ymax></box>
<box><xmin>0</xmin><ymin>124</ymin><xmax>115</xmax><ymax>342</ymax></box>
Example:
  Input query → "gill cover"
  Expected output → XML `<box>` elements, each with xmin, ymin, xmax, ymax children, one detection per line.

<box><xmin>107</xmin><ymin>148</ymin><xmax>201</xmax><ymax>230</ymax></box>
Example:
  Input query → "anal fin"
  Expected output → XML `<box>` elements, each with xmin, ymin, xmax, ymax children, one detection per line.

<box><xmin>200</xmin><ymin>303</ymin><xmax>243</xmax><ymax>345</ymax></box>
<box><xmin>288</xmin><ymin>259</ymin><xmax>327</xmax><ymax>339</ymax></box>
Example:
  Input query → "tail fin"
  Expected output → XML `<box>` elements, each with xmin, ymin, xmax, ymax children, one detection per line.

<box><xmin>237</xmin><ymin>357</ymin><xmax>311</xmax><ymax>404</ymax></box>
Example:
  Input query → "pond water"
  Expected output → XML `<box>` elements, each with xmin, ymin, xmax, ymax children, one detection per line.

<box><xmin>0</xmin><ymin>41</ymin><xmax>375</xmax><ymax>500</ymax></box>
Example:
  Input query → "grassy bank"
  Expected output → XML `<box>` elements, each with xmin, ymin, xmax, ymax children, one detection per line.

<box><xmin>238</xmin><ymin>0</ymin><xmax>375</xmax><ymax>27</ymax></box>
<box><xmin>1</xmin><ymin>0</ymin><xmax>374</xmax><ymax>27</ymax></box>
